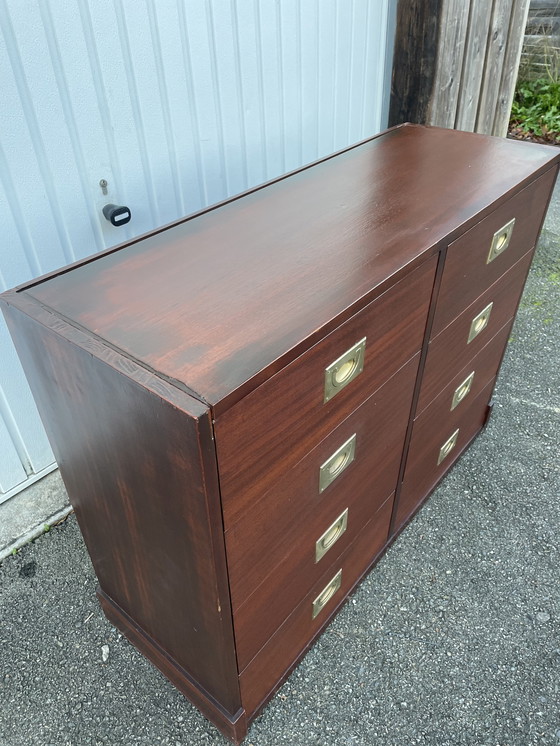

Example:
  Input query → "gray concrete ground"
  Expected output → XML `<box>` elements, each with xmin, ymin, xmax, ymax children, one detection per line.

<box><xmin>1</xmin><ymin>183</ymin><xmax>559</xmax><ymax>746</ymax></box>
<box><xmin>0</xmin><ymin>471</ymin><xmax>70</xmax><ymax>561</ymax></box>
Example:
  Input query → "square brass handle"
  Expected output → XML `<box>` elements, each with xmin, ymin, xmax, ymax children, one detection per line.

<box><xmin>312</xmin><ymin>569</ymin><xmax>342</xmax><ymax>619</ymax></box>
<box><xmin>437</xmin><ymin>429</ymin><xmax>459</xmax><ymax>465</ymax></box>
<box><xmin>450</xmin><ymin>371</ymin><xmax>475</xmax><ymax>411</ymax></box>
<box><xmin>487</xmin><ymin>218</ymin><xmax>515</xmax><ymax>263</ymax></box>
<box><xmin>319</xmin><ymin>434</ymin><xmax>357</xmax><ymax>493</ymax></box>
<box><xmin>324</xmin><ymin>338</ymin><xmax>366</xmax><ymax>403</ymax></box>
<box><xmin>315</xmin><ymin>508</ymin><xmax>348</xmax><ymax>562</ymax></box>
<box><xmin>467</xmin><ymin>302</ymin><xmax>493</xmax><ymax>344</ymax></box>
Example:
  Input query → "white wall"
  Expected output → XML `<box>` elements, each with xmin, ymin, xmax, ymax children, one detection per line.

<box><xmin>0</xmin><ymin>0</ymin><xmax>395</xmax><ymax>501</ymax></box>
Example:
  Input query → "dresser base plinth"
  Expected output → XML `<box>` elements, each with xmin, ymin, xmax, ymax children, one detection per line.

<box><xmin>97</xmin><ymin>588</ymin><xmax>248</xmax><ymax>745</ymax></box>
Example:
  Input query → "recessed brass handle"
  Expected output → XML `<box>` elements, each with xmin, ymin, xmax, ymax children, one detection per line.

<box><xmin>319</xmin><ymin>434</ymin><xmax>357</xmax><ymax>493</ymax></box>
<box><xmin>315</xmin><ymin>508</ymin><xmax>348</xmax><ymax>562</ymax></box>
<box><xmin>324</xmin><ymin>338</ymin><xmax>366</xmax><ymax>403</ymax></box>
<box><xmin>437</xmin><ymin>428</ymin><xmax>459</xmax><ymax>465</ymax></box>
<box><xmin>451</xmin><ymin>371</ymin><xmax>475</xmax><ymax>411</ymax></box>
<box><xmin>487</xmin><ymin>218</ymin><xmax>515</xmax><ymax>263</ymax></box>
<box><xmin>467</xmin><ymin>302</ymin><xmax>493</xmax><ymax>343</ymax></box>
<box><xmin>312</xmin><ymin>569</ymin><xmax>342</xmax><ymax>619</ymax></box>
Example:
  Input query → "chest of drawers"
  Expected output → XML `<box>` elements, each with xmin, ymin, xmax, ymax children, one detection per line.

<box><xmin>1</xmin><ymin>124</ymin><xmax>558</xmax><ymax>743</ymax></box>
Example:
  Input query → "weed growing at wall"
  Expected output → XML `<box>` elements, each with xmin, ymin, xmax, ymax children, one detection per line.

<box><xmin>509</xmin><ymin>79</ymin><xmax>560</xmax><ymax>144</ymax></box>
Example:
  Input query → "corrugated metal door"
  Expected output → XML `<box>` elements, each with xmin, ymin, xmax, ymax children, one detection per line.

<box><xmin>0</xmin><ymin>0</ymin><xmax>395</xmax><ymax>502</ymax></box>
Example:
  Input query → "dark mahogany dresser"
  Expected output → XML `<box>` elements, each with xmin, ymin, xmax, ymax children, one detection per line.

<box><xmin>2</xmin><ymin>125</ymin><xmax>558</xmax><ymax>743</ymax></box>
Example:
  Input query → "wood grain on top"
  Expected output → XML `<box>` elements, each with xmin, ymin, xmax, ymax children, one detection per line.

<box><xmin>24</xmin><ymin>124</ymin><xmax>559</xmax><ymax>410</ymax></box>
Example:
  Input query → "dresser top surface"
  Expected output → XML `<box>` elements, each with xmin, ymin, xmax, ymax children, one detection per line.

<box><xmin>21</xmin><ymin>124</ymin><xmax>559</xmax><ymax>410</ymax></box>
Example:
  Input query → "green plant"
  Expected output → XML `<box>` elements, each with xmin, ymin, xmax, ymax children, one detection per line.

<box><xmin>510</xmin><ymin>78</ymin><xmax>560</xmax><ymax>139</ymax></box>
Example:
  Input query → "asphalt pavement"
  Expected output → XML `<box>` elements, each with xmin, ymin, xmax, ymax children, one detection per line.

<box><xmin>1</xmin><ymin>180</ymin><xmax>559</xmax><ymax>746</ymax></box>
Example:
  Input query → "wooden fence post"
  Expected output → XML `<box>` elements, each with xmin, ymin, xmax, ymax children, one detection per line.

<box><xmin>389</xmin><ymin>0</ymin><xmax>530</xmax><ymax>137</ymax></box>
<box><xmin>388</xmin><ymin>0</ymin><xmax>442</xmax><ymax>127</ymax></box>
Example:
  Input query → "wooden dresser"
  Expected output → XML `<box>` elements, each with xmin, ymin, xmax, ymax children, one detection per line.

<box><xmin>2</xmin><ymin>125</ymin><xmax>558</xmax><ymax>743</ymax></box>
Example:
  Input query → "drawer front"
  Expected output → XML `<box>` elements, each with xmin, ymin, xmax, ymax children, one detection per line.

<box><xmin>238</xmin><ymin>495</ymin><xmax>394</xmax><ymax>716</ymax></box>
<box><xmin>216</xmin><ymin>256</ymin><xmax>437</xmax><ymax>527</ymax></box>
<box><xmin>432</xmin><ymin>166</ymin><xmax>556</xmax><ymax>335</ymax></box>
<box><xmin>226</xmin><ymin>355</ymin><xmax>419</xmax><ymax>611</ymax></box>
<box><xmin>416</xmin><ymin>319</ymin><xmax>513</xmax><ymax>416</ymax></box>
<box><xmin>393</xmin><ymin>378</ymin><xmax>495</xmax><ymax>532</ymax></box>
<box><xmin>234</xmin><ymin>487</ymin><xmax>394</xmax><ymax>669</ymax></box>
<box><xmin>420</xmin><ymin>249</ymin><xmax>532</xmax><ymax>405</ymax></box>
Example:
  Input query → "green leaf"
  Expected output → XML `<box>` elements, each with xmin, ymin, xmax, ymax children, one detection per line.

<box><xmin>510</xmin><ymin>78</ymin><xmax>560</xmax><ymax>141</ymax></box>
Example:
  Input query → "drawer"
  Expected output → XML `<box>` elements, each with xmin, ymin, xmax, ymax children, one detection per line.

<box><xmin>238</xmin><ymin>494</ymin><xmax>394</xmax><ymax>716</ymax></box>
<box><xmin>420</xmin><ymin>249</ymin><xmax>532</xmax><ymax>404</ymax></box>
<box><xmin>216</xmin><ymin>256</ymin><xmax>437</xmax><ymax>528</ymax></box>
<box><xmin>393</xmin><ymin>378</ymin><xmax>495</xmax><ymax>532</ymax></box>
<box><xmin>233</xmin><ymin>486</ymin><xmax>394</xmax><ymax>669</ymax></box>
<box><xmin>432</xmin><ymin>166</ymin><xmax>556</xmax><ymax>336</ymax></box>
<box><xmin>226</xmin><ymin>355</ymin><xmax>418</xmax><ymax>611</ymax></box>
<box><xmin>416</xmin><ymin>319</ymin><xmax>513</xmax><ymax>416</ymax></box>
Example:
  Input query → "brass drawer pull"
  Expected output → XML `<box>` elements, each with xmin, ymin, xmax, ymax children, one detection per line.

<box><xmin>312</xmin><ymin>569</ymin><xmax>342</xmax><ymax>619</ymax></box>
<box><xmin>315</xmin><ymin>508</ymin><xmax>349</xmax><ymax>562</ymax></box>
<box><xmin>487</xmin><ymin>218</ymin><xmax>515</xmax><ymax>263</ymax></box>
<box><xmin>324</xmin><ymin>337</ymin><xmax>366</xmax><ymax>402</ymax></box>
<box><xmin>437</xmin><ymin>428</ymin><xmax>459</xmax><ymax>465</ymax></box>
<box><xmin>319</xmin><ymin>434</ymin><xmax>357</xmax><ymax>492</ymax></box>
<box><xmin>467</xmin><ymin>302</ymin><xmax>493</xmax><ymax>343</ymax></box>
<box><xmin>450</xmin><ymin>371</ymin><xmax>475</xmax><ymax>411</ymax></box>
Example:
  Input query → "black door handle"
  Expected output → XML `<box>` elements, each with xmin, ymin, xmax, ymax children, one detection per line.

<box><xmin>102</xmin><ymin>204</ymin><xmax>131</xmax><ymax>226</ymax></box>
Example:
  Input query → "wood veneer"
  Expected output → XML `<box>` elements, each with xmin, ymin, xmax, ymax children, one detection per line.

<box><xmin>395</xmin><ymin>379</ymin><xmax>497</xmax><ymax>531</ymax></box>
<box><xmin>2</xmin><ymin>296</ymin><xmax>241</xmax><ymax>720</ymax></box>
<box><xmin>432</xmin><ymin>166</ymin><xmax>557</xmax><ymax>335</ymax></box>
<box><xmin>415</xmin><ymin>320</ymin><xmax>514</xmax><ymax>417</ymax></box>
<box><xmin>215</xmin><ymin>258</ymin><xmax>436</xmax><ymax>526</ymax></box>
<box><xmin>23</xmin><ymin>125</ymin><xmax>558</xmax><ymax>413</ymax></box>
<box><xmin>419</xmin><ymin>249</ymin><xmax>535</xmax><ymax>404</ymax></box>
<box><xmin>226</xmin><ymin>355</ymin><xmax>419</xmax><ymax>615</ymax></box>
<box><xmin>238</xmin><ymin>495</ymin><xmax>396</xmax><ymax>717</ymax></box>
<box><xmin>2</xmin><ymin>124</ymin><xmax>558</xmax><ymax>743</ymax></box>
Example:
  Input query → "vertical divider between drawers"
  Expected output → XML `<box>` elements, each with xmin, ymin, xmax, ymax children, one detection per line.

<box><xmin>388</xmin><ymin>243</ymin><xmax>449</xmax><ymax>538</ymax></box>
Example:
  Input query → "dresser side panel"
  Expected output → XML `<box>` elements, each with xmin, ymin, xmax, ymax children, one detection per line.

<box><xmin>1</xmin><ymin>294</ymin><xmax>241</xmax><ymax>715</ymax></box>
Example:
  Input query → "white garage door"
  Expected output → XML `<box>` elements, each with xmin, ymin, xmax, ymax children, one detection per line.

<box><xmin>0</xmin><ymin>0</ymin><xmax>395</xmax><ymax>502</ymax></box>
